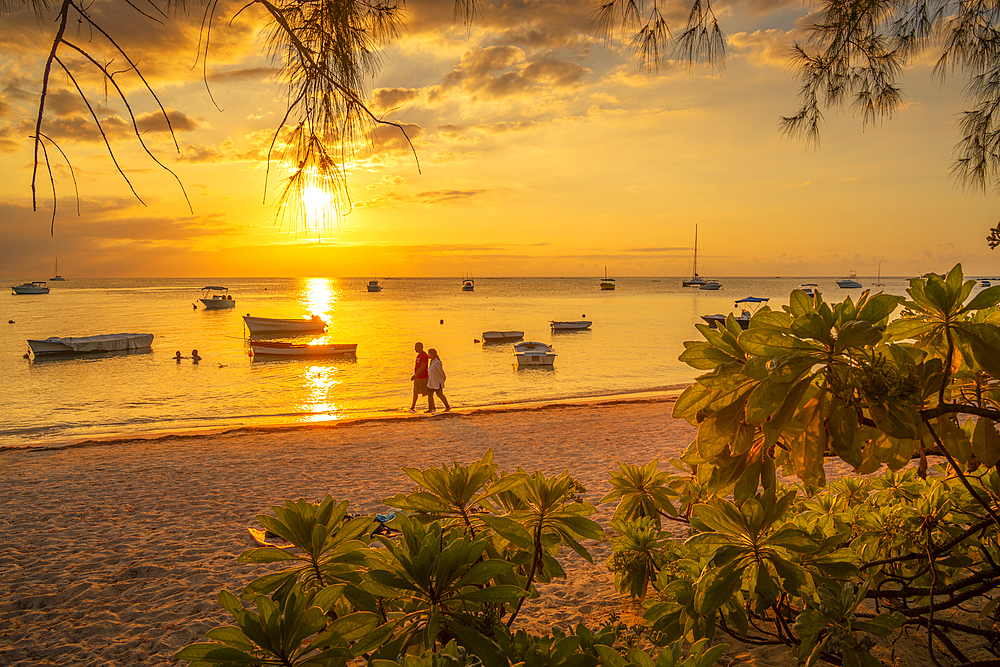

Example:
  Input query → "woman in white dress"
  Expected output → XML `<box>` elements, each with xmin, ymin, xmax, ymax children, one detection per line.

<box><xmin>425</xmin><ymin>348</ymin><xmax>451</xmax><ymax>413</ymax></box>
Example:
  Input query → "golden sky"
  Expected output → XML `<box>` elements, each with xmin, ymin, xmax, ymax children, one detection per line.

<box><xmin>1</xmin><ymin>0</ymin><xmax>997</xmax><ymax>278</ymax></box>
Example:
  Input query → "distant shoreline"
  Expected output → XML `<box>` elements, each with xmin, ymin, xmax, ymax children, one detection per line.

<box><xmin>0</xmin><ymin>385</ymin><xmax>689</xmax><ymax>452</ymax></box>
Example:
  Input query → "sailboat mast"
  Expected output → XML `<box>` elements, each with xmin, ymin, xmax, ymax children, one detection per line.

<box><xmin>693</xmin><ymin>225</ymin><xmax>698</xmax><ymax>277</ymax></box>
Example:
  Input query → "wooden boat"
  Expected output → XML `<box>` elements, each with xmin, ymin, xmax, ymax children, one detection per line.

<box><xmin>482</xmin><ymin>330</ymin><xmax>524</xmax><ymax>343</ymax></box>
<box><xmin>28</xmin><ymin>333</ymin><xmax>154</xmax><ymax>356</ymax></box>
<box><xmin>242</xmin><ymin>315</ymin><xmax>327</xmax><ymax>334</ymax></box>
<box><xmin>250</xmin><ymin>341</ymin><xmax>357</xmax><ymax>358</ymax></box>
<box><xmin>514</xmin><ymin>341</ymin><xmax>556</xmax><ymax>366</ymax></box>
<box><xmin>11</xmin><ymin>281</ymin><xmax>49</xmax><ymax>295</ymax></box>
<box><xmin>600</xmin><ymin>267</ymin><xmax>615</xmax><ymax>290</ymax></box>
<box><xmin>199</xmin><ymin>286</ymin><xmax>235</xmax><ymax>309</ymax></box>
<box><xmin>550</xmin><ymin>320</ymin><xmax>591</xmax><ymax>331</ymax></box>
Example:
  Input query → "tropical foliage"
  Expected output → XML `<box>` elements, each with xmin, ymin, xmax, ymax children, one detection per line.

<box><xmin>181</xmin><ymin>266</ymin><xmax>1000</xmax><ymax>666</ymax></box>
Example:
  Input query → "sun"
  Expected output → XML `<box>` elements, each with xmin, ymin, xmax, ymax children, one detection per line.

<box><xmin>302</xmin><ymin>185</ymin><xmax>331</xmax><ymax>219</ymax></box>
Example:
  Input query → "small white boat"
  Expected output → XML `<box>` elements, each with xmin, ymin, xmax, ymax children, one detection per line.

<box><xmin>482</xmin><ymin>330</ymin><xmax>524</xmax><ymax>343</ymax></box>
<box><xmin>550</xmin><ymin>320</ymin><xmax>592</xmax><ymax>331</ymax></box>
<box><xmin>27</xmin><ymin>333</ymin><xmax>154</xmax><ymax>356</ymax></box>
<box><xmin>799</xmin><ymin>283</ymin><xmax>818</xmax><ymax>297</ymax></box>
<box><xmin>250</xmin><ymin>341</ymin><xmax>357</xmax><ymax>358</ymax></box>
<box><xmin>12</xmin><ymin>281</ymin><xmax>49</xmax><ymax>295</ymax></box>
<box><xmin>367</xmin><ymin>280</ymin><xmax>382</xmax><ymax>292</ymax></box>
<box><xmin>243</xmin><ymin>315</ymin><xmax>327</xmax><ymax>334</ymax></box>
<box><xmin>701</xmin><ymin>297</ymin><xmax>769</xmax><ymax>331</ymax></box>
<box><xmin>837</xmin><ymin>271</ymin><xmax>863</xmax><ymax>289</ymax></box>
<box><xmin>462</xmin><ymin>277</ymin><xmax>475</xmax><ymax>291</ymax></box>
<box><xmin>981</xmin><ymin>279</ymin><xmax>991</xmax><ymax>287</ymax></box>
<box><xmin>699</xmin><ymin>281</ymin><xmax>721</xmax><ymax>290</ymax></box>
<box><xmin>199</xmin><ymin>286</ymin><xmax>235</xmax><ymax>309</ymax></box>
<box><xmin>50</xmin><ymin>258</ymin><xmax>66</xmax><ymax>282</ymax></box>
<box><xmin>600</xmin><ymin>267</ymin><xmax>615</xmax><ymax>291</ymax></box>
<box><xmin>514</xmin><ymin>341</ymin><xmax>556</xmax><ymax>366</ymax></box>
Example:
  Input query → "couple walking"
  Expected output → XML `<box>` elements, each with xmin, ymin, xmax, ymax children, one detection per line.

<box><xmin>409</xmin><ymin>342</ymin><xmax>451</xmax><ymax>413</ymax></box>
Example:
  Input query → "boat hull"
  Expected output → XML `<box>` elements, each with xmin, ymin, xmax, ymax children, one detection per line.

<box><xmin>514</xmin><ymin>342</ymin><xmax>556</xmax><ymax>366</ymax></box>
<box><xmin>12</xmin><ymin>284</ymin><xmax>49</xmax><ymax>295</ymax></box>
<box><xmin>836</xmin><ymin>280</ymin><xmax>863</xmax><ymax>289</ymax></box>
<box><xmin>200</xmin><ymin>298</ymin><xmax>236</xmax><ymax>309</ymax></box>
<box><xmin>699</xmin><ymin>282</ymin><xmax>721</xmax><ymax>290</ymax></box>
<box><xmin>483</xmin><ymin>331</ymin><xmax>524</xmax><ymax>342</ymax></box>
<box><xmin>28</xmin><ymin>333</ymin><xmax>154</xmax><ymax>356</ymax></box>
<box><xmin>701</xmin><ymin>315</ymin><xmax>750</xmax><ymax>330</ymax></box>
<box><xmin>251</xmin><ymin>342</ymin><xmax>357</xmax><ymax>358</ymax></box>
<box><xmin>550</xmin><ymin>320</ymin><xmax>591</xmax><ymax>331</ymax></box>
<box><xmin>243</xmin><ymin>315</ymin><xmax>327</xmax><ymax>334</ymax></box>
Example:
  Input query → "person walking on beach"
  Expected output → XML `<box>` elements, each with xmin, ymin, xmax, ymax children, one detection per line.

<box><xmin>409</xmin><ymin>342</ymin><xmax>429</xmax><ymax>412</ymax></box>
<box><xmin>425</xmin><ymin>348</ymin><xmax>451</xmax><ymax>413</ymax></box>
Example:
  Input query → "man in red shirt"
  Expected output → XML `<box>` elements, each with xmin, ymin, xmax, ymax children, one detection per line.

<box><xmin>409</xmin><ymin>341</ymin><xmax>429</xmax><ymax>412</ymax></box>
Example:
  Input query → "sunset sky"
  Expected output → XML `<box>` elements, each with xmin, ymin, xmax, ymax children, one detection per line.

<box><xmin>1</xmin><ymin>0</ymin><xmax>998</xmax><ymax>279</ymax></box>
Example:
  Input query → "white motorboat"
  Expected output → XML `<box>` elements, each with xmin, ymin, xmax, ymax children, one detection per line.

<box><xmin>701</xmin><ymin>297</ymin><xmax>769</xmax><ymax>331</ymax></box>
<box><xmin>367</xmin><ymin>280</ymin><xmax>382</xmax><ymax>292</ymax></box>
<box><xmin>550</xmin><ymin>320</ymin><xmax>592</xmax><ymax>331</ymax></box>
<box><xmin>682</xmin><ymin>224</ymin><xmax>712</xmax><ymax>287</ymax></box>
<box><xmin>242</xmin><ymin>314</ymin><xmax>328</xmax><ymax>334</ymax></box>
<box><xmin>12</xmin><ymin>281</ymin><xmax>49</xmax><ymax>295</ymax></box>
<box><xmin>799</xmin><ymin>283</ymin><xmax>818</xmax><ymax>297</ymax></box>
<box><xmin>462</xmin><ymin>276</ymin><xmax>475</xmax><ymax>291</ymax></box>
<box><xmin>514</xmin><ymin>341</ymin><xmax>556</xmax><ymax>366</ymax></box>
<box><xmin>27</xmin><ymin>333</ymin><xmax>154</xmax><ymax>356</ymax></box>
<box><xmin>50</xmin><ymin>258</ymin><xmax>66</xmax><ymax>281</ymax></box>
<box><xmin>199</xmin><ymin>286</ymin><xmax>235</xmax><ymax>309</ymax></box>
<box><xmin>482</xmin><ymin>330</ymin><xmax>524</xmax><ymax>343</ymax></box>
<box><xmin>981</xmin><ymin>279</ymin><xmax>991</xmax><ymax>287</ymax></box>
<box><xmin>699</xmin><ymin>281</ymin><xmax>721</xmax><ymax>290</ymax></box>
<box><xmin>600</xmin><ymin>267</ymin><xmax>615</xmax><ymax>291</ymax></box>
<box><xmin>837</xmin><ymin>271</ymin><xmax>863</xmax><ymax>289</ymax></box>
<box><xmin>250</xmin><ymin>341</ymin><xmax>357</xmax><ymax>358</ymax></box>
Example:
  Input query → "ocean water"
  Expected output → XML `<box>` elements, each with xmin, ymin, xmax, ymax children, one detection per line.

<box><xmin>0</xmin><ymin>275</ymin><xmax>931</xmax><ymax>448</ymax></box>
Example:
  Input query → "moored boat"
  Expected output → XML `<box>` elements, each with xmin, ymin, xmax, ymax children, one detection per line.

<box><xmin>699</xmin><ymin>281</ymin><xmax>721</xmax><ymax>290</ymax></box>
<box><xmin>12</xmin><ymin>281</ymin><xmax>49</xmax><ymax>295</ymax></box>
<box><xmin>701</xmin><ymin>297</ymin><xmax>769</xmax><ymax>330</ymax></box>
<box><xmin>242</xmin><ymin>314</ymin><xmax>327</xmax><ymax>334</ymax></box>
<box><xmin>682</xmin><ymin>224</ymin><xmax>713</xmax><ymax>287</ymax></box>
<box><xmin>550</xmin><ymin>320</ymin><xmax>592</xmax><ymax>331</ymax></box>
<box><xmin>799</xmin><ymin>283</ymin><xmax>818</xmax><ymax>297</ymax></box>
<box><xmin>50</xmin><ymin>258</ymin><xmax>66</xmax><ymax>281</ymax></box>
<box><xmin>837</xmin><ymin>271</ymin><xmax>863</xmax><ymax>288</ymax></box>
<box><xmin>600</xmin><ymin>267</ymin><xmax>615</xmax><ymax>290</ymax></box>
<box><xmin>250</xmin><ymin>341</ymin><xmax>357</xmax><ymax>358</ymax></box>
<box><xmin>367</xmin><ymin>280</ymin><xmax>382</xmax><ymax>292</ymax></box>
<box><xmin>199</xmin><ymin>286</ymin><xmax>235</xmax><ymax>309</ymax></box>
<box><xmin>514</xmin><ymin>341</ymin><xmax>556</xmax><ymax>366</ymax></box>
<box><xmin>28</xmin><ymin>333</ymin><xmax>154</xmax><ymax>356</ymax></box>
<box><xmin>482</xmin><ymin>330</ymin><xmax>524</xmax><ymax>343</ymax></box>
<box><xmin>462</xmin><ymin>276</ymin><xmax>475</xmax><ymax>291</ymax></box>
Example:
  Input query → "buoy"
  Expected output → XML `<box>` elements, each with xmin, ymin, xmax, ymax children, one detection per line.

<box><xmin>8</xmin><ymin>320</ymin><xmax>14</xmax><ymax>324</ymax></box>
<box><xmin>440</xmin><ymin>319</ymin><xmax>444</xmax><ymax>324</ymax></box>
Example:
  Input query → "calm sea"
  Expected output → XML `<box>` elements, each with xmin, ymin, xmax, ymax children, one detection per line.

<box><xmin>1</xmin><ymin>275</ymin><xmax>927</xmax><ymax>448</ymax></box>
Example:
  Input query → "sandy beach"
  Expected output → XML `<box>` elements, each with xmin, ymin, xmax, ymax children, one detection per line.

<box><xmin>1</xmin><ymin>396</ymin><xmax>702</xmax><ymax>666</ymax></box>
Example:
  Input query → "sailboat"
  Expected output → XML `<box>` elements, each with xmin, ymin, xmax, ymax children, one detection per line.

<box><xmin>872</xmin><ymin>262</ymin><xmax>884</xmax><ymax>287</ymax></box>
<box><xmin>682</xmin><ymin>224</ymin><xmax>707</xmax><ymax>287</ymax></box>
<box><xmin>600</xmin><ymin>266</ymin><xmax>616</xmax><ymax>290</ymax></box>
<box><xmin>50</xmin><ymin>257</ymin><xmax>67</xmax><ymax>281</ymax></box>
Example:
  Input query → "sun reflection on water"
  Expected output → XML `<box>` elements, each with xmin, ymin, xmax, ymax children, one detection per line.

<box><xmin>297</xmin><ymin>364</ymin><xmax>346</xmax><ymax>423</ymax></box>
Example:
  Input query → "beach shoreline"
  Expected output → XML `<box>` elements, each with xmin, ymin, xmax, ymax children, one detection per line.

<box><xmin>1</xmin><ymin>385</ymin><xmax>689</xmax><ymax>452</ymax></box>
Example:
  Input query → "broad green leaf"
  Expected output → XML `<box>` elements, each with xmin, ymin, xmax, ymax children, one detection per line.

<box><xmin>973</xmin><ymin>417</ymin><xmax>1000</xmax><ymax>468</ymax></box>
<box><xmin>740</xmin><ymin>328</ymin><xmax>821</xmax><ymax>356</ymax></box>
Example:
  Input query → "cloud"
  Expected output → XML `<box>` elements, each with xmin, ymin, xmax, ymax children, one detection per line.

<box><xmin>436</xmin><ymin>46</ymin><xmax>590</xmax><ymax>101</ymax></box>
<box><xmin>0</xmin><ymin>125</ymin><xmax>19</xmax><ymax>152</ymax></box>
<box><xmin>727</xmin><ymin>29</ymin><xmax>798</xmax><ymax>67</ymax></box>
<box><xmin>371</xmin><ymin>87</ymin><xmax>423</xmax><ymax>112</ymax></box>
<box><xmin>413</xmin><ymin>189</ymin><xmax>488</xmax><ymax>203</ymax></box>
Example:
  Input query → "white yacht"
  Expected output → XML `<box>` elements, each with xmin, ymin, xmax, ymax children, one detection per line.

<box><xmin>837</xmin><ymin>271</ymin><xmax>863</xmax><ymax>288</ymax></box>
<box><xmin>514</xmin><ymin>341</ymin><xmax>556</xmax><ymax>366</ymax></box>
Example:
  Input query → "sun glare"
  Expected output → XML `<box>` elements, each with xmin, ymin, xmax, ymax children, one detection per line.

<box><xmin>302</xmin><ymin>277</ymin><xmax>336</xmax><ymax>321</ymax></box>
